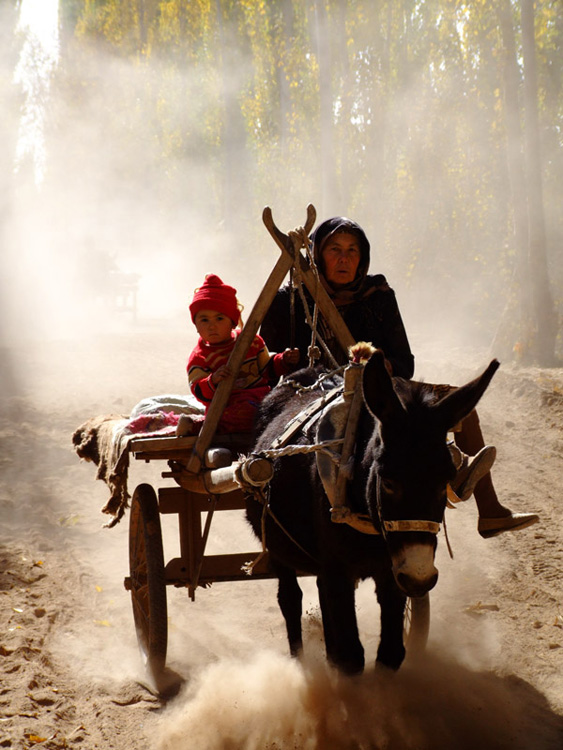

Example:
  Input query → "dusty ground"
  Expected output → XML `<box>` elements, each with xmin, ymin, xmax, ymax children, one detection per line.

<box><xmin>1</xmin><ymin>322</ymin><xmax>562</xmax><ymax>749</ymax></box>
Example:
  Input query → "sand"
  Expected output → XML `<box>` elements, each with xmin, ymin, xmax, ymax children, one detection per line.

<box><xmin>1</xmin><ymin>324</ymin><xmax>562</xmax><ymax>749</ymax></box>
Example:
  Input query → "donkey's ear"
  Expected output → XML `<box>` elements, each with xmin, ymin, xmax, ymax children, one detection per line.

<box><xmin>362</xmin><ymin>349</ymin><xmax>404</xmax><ymax>423</ymax></box>
<box><xmin>433</xmin><ymin>359</ymin><xmax>500</xmax><ymax>432</ymax></box>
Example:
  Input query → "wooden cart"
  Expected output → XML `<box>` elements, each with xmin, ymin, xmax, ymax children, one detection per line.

<box><xmin>120</xmin><ymin>207</ymin><xmax>429</xmax><ymax>691</ymax></box>
<box><xmin>123</xmin><ymin>431</ymin><xmax>283</xmax><ymax>689</ymax></box>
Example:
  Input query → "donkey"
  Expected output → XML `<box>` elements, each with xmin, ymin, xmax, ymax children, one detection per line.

<box><xmin>246</xmin><ymin>349</ymin><xmax>499</xmax><ymax>674</ymax></box>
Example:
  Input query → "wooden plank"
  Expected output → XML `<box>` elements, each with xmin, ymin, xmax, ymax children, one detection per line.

<box><xmin>332</xmin><ymin>370</ymin><xmax>364</xmax><ymax>511</ymax></box>
<box><xmin>186</xmin><ymin>206</ymin><xmax>317</xmax><ymax>475</ymax></box>
<box><xmin>164</xmin><ymin>553</ymin><xmax>314</xmax><ymax>585</ymax></box>
<box><xmin>158</xmin><ymin>486</ymin><xmax>246</xmax><ymax>513</ymax></box>
<box><xmin>199</xmin><ymin>552</ymin><xmax>272</xmax><ymax>580</ymax></box>
<box><xmin>177</xmin><ymin>499</ymin><xmax>202</xmax><ymax>583</ymax></box>
<box><xmin>130</xmin><ymin>433</ymin><xmax>252</xmax><ymax>462</ymax></box>
<box><xmin>134</xmin><ymin>450</ymin><xmax>192</xmax><ymax>461</ymax></box>
<box><xmin>164</xmin><ymin>553</ymin><xmax>275</xmax><ymax>584</ymax></box>
<box><xmin>129</xmin><ymin>435</ymin><xmax>197</xmax><ymax>452</ymax></box>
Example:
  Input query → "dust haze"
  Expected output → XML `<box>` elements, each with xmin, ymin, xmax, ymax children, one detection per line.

<box><xmin>1</xmin><ymin>3</ymin><xmax>562</xmax><ymax>749</ymax></box>
<box><xmin>0</xmin><ymin>2</ymin><xmax>512</xmax><ymax>360</ymax></box>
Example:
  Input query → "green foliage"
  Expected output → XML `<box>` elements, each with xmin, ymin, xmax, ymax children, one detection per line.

<box><xmin>55</xmin><ymin>0</ymin><xmax>562</xmax><ymax>357</ymax></box>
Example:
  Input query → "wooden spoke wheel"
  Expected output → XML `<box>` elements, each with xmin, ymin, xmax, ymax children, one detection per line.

<box><xmin>404</xmin><ymin>593</ymin><xmax>430</xmax><ymax>653</ymax></box>
<box><xmin>128</xmin><ymin>483</ymin><xmax>168</xmax><ymax>683</ymax></box>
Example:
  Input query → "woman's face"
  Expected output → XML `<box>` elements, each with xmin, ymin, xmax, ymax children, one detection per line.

<box><xmin>321</xmin><ymin>231</ymin><xmax>362</xmax><ymax>287</ymax></box>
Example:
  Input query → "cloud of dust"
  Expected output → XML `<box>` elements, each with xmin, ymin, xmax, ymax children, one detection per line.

<box><xmin>155</xmin><ymin>648</ymin><xmax>561</xmax><ymax>750</ymax></box>
<box><xmin>150</xmin><ymin>507</ymin><xmax>552</xmax><ymax>750</ymax></box>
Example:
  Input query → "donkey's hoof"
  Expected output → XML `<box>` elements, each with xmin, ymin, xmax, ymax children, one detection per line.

<box><xmin>375</xmin><ymin>645</ymin><xmax>405</xmax><ymax>672</ymax></box>
<box><xmin>329</xmin><ymin>653</ymin><xmax>365</xmax><ymax>676</ymax></box>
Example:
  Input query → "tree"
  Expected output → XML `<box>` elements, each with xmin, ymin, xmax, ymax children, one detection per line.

<box><xmin>52</xmin><ymin>0</ymin><xmax>562</xmax><ymax>350</ymax></box>
<box><xmin>492</xmin><ymin>0</ymin><xmax>533</xmax><ymax>360</ymax></box>
<box><xmin>521</xmin><ymin>0</ymin><xmax>557</xmax><ymax>364</ymax></box>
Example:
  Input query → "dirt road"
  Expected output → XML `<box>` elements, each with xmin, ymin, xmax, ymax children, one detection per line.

<box><xmin>1</xmin><ymin>328</ymin><xmax>562</xmax><ymax>749</ymax></box>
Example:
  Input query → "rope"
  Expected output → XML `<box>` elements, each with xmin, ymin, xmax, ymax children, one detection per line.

<box><xmin>303</xmin><ymin>238</ymin><xmax>321</xmax><ymax>367</ymax></box>
<box><xmin>289</xmin><ymin>267</ymin><xmax>296</xmax><ymax>349</ymax></box>
<box><xmin>242</xmin><ymin>484</ymin><xmax>318</xmax><ymax>575</ymax></box>
<box><xmin>242</xmin><ymin>487</ymin><xmax>269</xmax><ymax>575</ymax></box>
<box><xmin>254</xmin><ymin>439</ymin><xmax>344</xmax><ymax>461</ymax></box>
<box><xmin>283</xmin><ymin>364</ymin><xmax>346</xmax><ymax>393</ymax></box>
<box><xmin>296</xmin><ymin>280</ymin><xmax>338</xmax><ymax>369</ymax></box>
<box><xmin>442</xmin><ymin>511</ymin><xmax>455</xmax><ymax>559</ymax></box>
<box><xmin>267</xmin><ymin>504</ymin><xmax>318</xmax><ymax>562</ymax></box>
<box><xmin>288</xmin><ymin>228</ymin><xmax>339</xmax><ymax>369</ymax></box>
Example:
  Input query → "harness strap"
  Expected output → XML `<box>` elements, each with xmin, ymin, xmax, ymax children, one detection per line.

<box><xmin>270</xmin><ymin>385</ymin><xmax>342</xmax><ymax>450</ymax></box>
<box><xmin>383</xmin><ymin>519</ymin><xmax>441</xmax><ymax>534</ymax></box>
<box><xmin>261</xmin><ymin>361</ymin><xmax>444</xmax><ymax>542</ymax></box>
<box><xmin>330</xmin><ymin>364</ymin><xmax>364</xmax><ymax>512</ymax></box>
<box><xmin>331</xmin><ymin>508</ymin><xmax>441</xmax><ymax>536</ymax></box>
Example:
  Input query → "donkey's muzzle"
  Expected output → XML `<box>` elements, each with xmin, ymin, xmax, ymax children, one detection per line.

<box><xmin>392</xmin><ymin>543</ymin><xmax>439</xmax><ymax>597</ymax></box>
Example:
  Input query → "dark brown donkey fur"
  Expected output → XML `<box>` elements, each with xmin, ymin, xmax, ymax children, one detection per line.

<box><xmin>246</xmin><ymin>349</ymin><xmax>499</xmax><ymax>674</ymax></box>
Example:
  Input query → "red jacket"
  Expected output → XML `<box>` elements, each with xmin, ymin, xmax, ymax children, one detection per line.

<box><xmin>187</xmin><ymin>329</ymin><xmax>289</xmax><ymax>432</ymax></box>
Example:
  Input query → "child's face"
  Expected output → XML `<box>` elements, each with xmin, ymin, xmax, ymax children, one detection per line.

<box><xmin>194</xmin><ymin>309</ymin><xmax>235</xmax><ymax>344</ymax></box>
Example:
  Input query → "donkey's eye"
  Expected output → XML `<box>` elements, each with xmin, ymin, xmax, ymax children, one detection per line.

<box><xmin>380</xmin><ymin>478</ymin><xmax>399</xmax><ymax>495</ymax></box>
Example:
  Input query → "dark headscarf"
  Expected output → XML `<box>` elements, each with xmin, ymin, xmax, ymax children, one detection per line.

<box><xmin>310</xmin><ymin>217</ymin><xmax>371</xmax><ymax>304</ymax></box>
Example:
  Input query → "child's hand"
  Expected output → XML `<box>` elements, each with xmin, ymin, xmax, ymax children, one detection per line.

<box><xmin>211</xmin><ymin>365</ymin><xmax>231</xmax><ymax>385</ymax></box>
<box><xmin>282</xmin><ymin>348</ymin><xmax>300</xmax><ymax>365</ymax></box>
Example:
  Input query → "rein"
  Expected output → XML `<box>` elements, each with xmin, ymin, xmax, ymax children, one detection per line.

<box><xmin>242</xmin><ymin>484</ymin><xmax>320</xmax><ymax>575</ymax></box>
<box><xmin>268</xmin><ymin>383</ymin><xmax>343</xmax><ymax>450</ymax></box>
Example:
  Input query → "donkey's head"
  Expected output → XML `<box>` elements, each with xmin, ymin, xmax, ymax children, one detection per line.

<box><xmin>362</xmin><ymin>350</ymin><xmax>499</xmax><ymax>597</ymax></box>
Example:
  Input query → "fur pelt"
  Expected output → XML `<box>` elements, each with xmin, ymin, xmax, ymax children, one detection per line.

<box><xmin>72</xmin><ymin>414</ymin><xmax>131</xmax><ymax>527</ymax></box>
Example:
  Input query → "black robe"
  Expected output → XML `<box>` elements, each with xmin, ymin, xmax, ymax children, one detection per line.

<box><xmin>260</xmin><ymin>274</ymin><xmax>415</xmax><ymax>379</ymax></box>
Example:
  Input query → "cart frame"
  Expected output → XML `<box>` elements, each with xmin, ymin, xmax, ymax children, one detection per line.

<box><xmin>121</xmin><ymin>206</ymin><xmax>430</xmax><ymax>690</ymax></box>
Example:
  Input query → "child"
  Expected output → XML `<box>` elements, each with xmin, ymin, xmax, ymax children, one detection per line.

<box><xmin>177</xmin><ymin>274</ymin><xmax>299</xmax><ymax>436</ymax></box>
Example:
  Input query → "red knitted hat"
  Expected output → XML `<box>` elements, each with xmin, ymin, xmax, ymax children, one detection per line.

<box><xmin>189</xmin><ymin>274</ymin><xmax>240</xmax><ymax>325</ymax></box>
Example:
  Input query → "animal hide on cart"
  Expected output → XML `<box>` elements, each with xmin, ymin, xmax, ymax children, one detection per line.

<box><xmin>72</xmin><ymin>395</ymin><xmax>203</xmax><ymax>527</ymax></box>
<box><xmin>72</xmin><ymin>414</ymin><xmax>137</xmax><ymax>527</ymax></box>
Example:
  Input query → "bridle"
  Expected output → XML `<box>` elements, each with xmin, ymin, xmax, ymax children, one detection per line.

<box><xmin>374</xmin><ymin>474</ymin><xmax>442</xmax><ymax>539</ymax></box>
<box><xmin>329</xmin><ymin>475</ymin><xmax>442</xmax><ymax>538</ymax></box>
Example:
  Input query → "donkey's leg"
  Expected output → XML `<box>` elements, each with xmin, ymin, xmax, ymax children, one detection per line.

<box><xmin>374</xmin><ymin>568</ymin><xmax>407</xmax><ymax>670</ymax></box>
<box><xmin>275</xmin><ymin>564</ymin><xmax>304</xmax><ymax>657</ymax></box>
<box><xmin>317</xmin><ymin>573</ymin><xmax>365</xmax><ymax>674</ymax></box>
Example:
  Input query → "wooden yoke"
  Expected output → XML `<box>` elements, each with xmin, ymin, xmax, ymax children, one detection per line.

<box><xmin>262</xmin><ymin>209</ymin><xmax>356</xmax><ymax>356</ymax></box>
<box><xmin>186</xmin><ymin>205</ymin><xmax>317</xmax><ymax>475</ymax></box>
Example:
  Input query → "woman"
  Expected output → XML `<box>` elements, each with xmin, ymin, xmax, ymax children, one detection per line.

<box><xmin>261</xmin><ymin>216</ymin><xmax>539</xmax><ymax>538</ymax></box>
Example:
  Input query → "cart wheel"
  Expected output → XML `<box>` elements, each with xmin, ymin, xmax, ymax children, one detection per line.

<box><xmin>128</xmin><ymin>483</ymin><xmax>168</xmax><ymax>683</ymax></box>
<box><xmin>404</xmin><ymin>593</ymin><xmax>430</xmax><ymax>653</ymax></box>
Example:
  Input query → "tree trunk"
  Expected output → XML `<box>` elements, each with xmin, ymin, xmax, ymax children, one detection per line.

<box><xmin>520</xmin><ymin>0</ymin><xmax>557</xmax><ymax>365</ymax></box>
<box><xmin>277</xmin><ymin>0</ymin><xmax>294</xmax><ymax>157</ymax></box>
<box><xmin>312</xmin><ymin>0</ymin><xmax>339</xmax><ymax>216</ymax></box>
<box><xmin>366</xmin><ymin>0</ymin><xmax>389</xmax><ymax>253</ymax></box>
<box><xmin>492</xmin><ymin>0</ymin><xmax>533</xmax><ymax>360</ymax></box>
<box><xmin>214</xmin><ymin>0</ymin><xmax>250</xmax><ymax>235</ymax></box>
